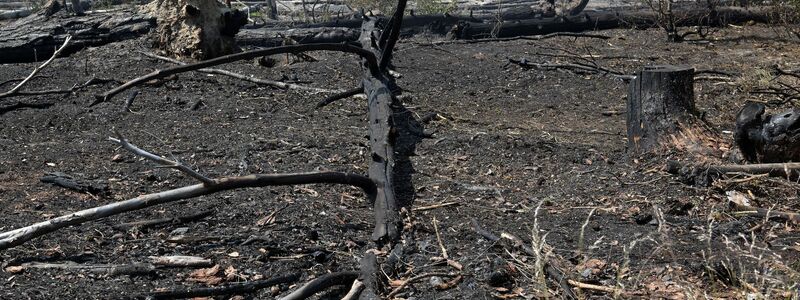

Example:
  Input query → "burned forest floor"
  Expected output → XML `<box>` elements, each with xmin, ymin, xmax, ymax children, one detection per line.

<box><xmin>1</xmin><ymin>24</ymin><xmax>800</xmax><ymax>299</ymax></box>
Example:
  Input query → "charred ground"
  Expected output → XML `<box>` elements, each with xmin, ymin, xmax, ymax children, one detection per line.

<box><xmin>1</xmin><ymin>24</ymin><xmax>799</xmax><ymax>299</ymax></box>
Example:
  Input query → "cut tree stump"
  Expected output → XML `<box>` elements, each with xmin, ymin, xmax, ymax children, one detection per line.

<box><xmin>626</xmin><ymin>65</ymin><xmax>723</xmax><ymax>156</ymax></box>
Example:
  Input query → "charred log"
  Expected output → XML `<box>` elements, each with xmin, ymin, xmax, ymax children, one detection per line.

<box><xmin>735</xmin><ymin>102</ymin><xmax>800</xmax><ymax>163</ymax></box>
<box><xmin>0</xmin><ymin>5</ymin><xmax>154</xmax><ymax>64</ymax></box>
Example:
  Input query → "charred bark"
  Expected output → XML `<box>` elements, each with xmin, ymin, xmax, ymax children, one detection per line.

<box><xmin>627</xmin><ymin>65</ymin><xmax>697</xmax><ymax>153</ymax></box>
<box><xmin>0</xmin><ymin>6</ymin><xmax>154</xmax><ymax>64</ymax></box>
<box><xmin>734</xmin><ymin>102</ymin><xmax>800</xmax><ymax>163</ymax></box>
<box><xmin>626</xmin><ymin>65</ymin><xmax>723</xmax><ymax>157</ymax></box>
<box><xmin>244</xmin><ymin>7</ymin><xmax>771</xmax><ymax>45</ymax></box>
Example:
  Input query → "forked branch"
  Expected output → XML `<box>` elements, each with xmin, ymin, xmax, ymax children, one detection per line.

<box><xmin>0</xmin><ymin>35</ymin><xmax>72</xmax><ymax>99</ymax></box>
<box><xmin>109</xmin><ymin>132</ymin><xmax>215</xmax><ymax>185</ymax></box>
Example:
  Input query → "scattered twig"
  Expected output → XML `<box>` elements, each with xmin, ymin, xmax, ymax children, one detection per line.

<box><xmin>149</xmin><ymin>255</ymin><xmax>213</xmax><ymax>268</ymax></box>
<box><xmin>277</xmin><ymin>271</ymin><xmax>359</xmax><ymax>300</ymax></box>
<box><xmin>412</xmin><ymin>202</ymin><xmax>459</xmax><ymax>212</ymax></box>
<box><xmin>728</xmin><ymin>199</ymin><xmax>800</xmax><ymax>224</ymax></box>
<box><xmin>0</xmin><ymin>76</ymin><xmax>118</xmax><ymax>100</ymax></box>
<box><xmin>40</xmin><ymin>172</ymin><xmax>108</xmax><ymax>196</ymax></box>
<box><xmin>315</xmin><ymin>85</ymin><xmax>363</xmax><ymax>108</ymax></box>
<box><xmin>122</xmin><ymin>90</ymin><xmax>139</xmax><ymax>112</ymax></box>
<box><xmin>109</xmin><ymin>132</ymin><xmax>215</xmax><ymax>185</ymax></box>
<box><xmin>138</xmin><ymin>51</ymin><xmax>340</xmax><ymax>94</ymax></box>
<box><xmin>0</xmin><ymin>36</ymin><xmax>72</xmax><ymax>99</ymax></box>
<box><xmin>508</xmin><ymin>58</ymin><xmax>635</xmax><ymax>80</ymax></box>
<box><xmin>567</xmin><ymin>279</ymin><xmax>623</xmax><ymax>294</ymax></box>
<box><xmin>11</xmin><ymin>262</ymin><xmax>156</xmax><ymax>276</ymax></box>
<box><xmin>432</xmin><ymin>216</ymin><xmax>449</xmax><ymax>259</ymax></box>
<box><xmin>255</xmin><ymin>203</ymin><xmax>289</xmax><ymax>226</ymax></box>
<box><xmin>0</xmin><ymin>75</ymin><xmax>50</xmax><ymax>88</ymax></box>
<box><xmin>112</xmin><ymin>210</ymin><xmax>213</xmax><ymax>231</ymax></box>
<box><xmin>386</xmin><ymin>272</ymin><xmax>459</xmax><ymax>298</ymax></box>
<box><xmin>145</xmin><ymin>273</ymin><xmax>300</xmax><ymax>299</ymax></box>
<box><xmin>471</xmin><ymin>219</ymin><xmax>577</xmax><ymax>300</ymax></box>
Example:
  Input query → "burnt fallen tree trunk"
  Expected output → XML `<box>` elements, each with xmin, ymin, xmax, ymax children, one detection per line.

<box><xmin>236</xmin><ymin>6</ymin><xmax>772</xmax><ymax>47</ymax></box>
<box><xmin>445</xmin><ymin>6</ymin><xmax>771</xmax><ymax>39</ymax></box>
<box><xmin>0</xmin><ymin>3</ymin><xmax>155</xmax><ymax>64</ymax></box>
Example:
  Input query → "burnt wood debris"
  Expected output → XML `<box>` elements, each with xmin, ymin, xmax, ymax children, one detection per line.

<box><xmin>2</xmin><ymin>0</ymin><xmax>800</xmax><ymax>298</ymax></box>
<box><xmin>0</xmin><ymin>0</ymin><xmax>424</xmax><ymax>298</ymax></box>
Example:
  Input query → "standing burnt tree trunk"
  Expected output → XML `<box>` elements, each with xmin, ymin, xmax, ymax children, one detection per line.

<box><xmin>627</xmin><ymin>65</ymin><xmax>721</xmax><ymax>156</ymax></box>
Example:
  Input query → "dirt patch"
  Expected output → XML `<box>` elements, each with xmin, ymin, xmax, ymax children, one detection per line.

<box><xmin>1</xmin><ymin>24</ymin><xmax>800</xmax><ymax>299</ymax></box>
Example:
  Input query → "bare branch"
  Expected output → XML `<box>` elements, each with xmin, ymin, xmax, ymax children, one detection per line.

<box><xmin>315</xmin><ymin>85</ymin><xmax>363</xmax><ymax>108</ymax></box>
<box><xmin>277</xmin><ymin>271</ymin><xmax>359</xmax><ymax>300</ymax></box>
<box><xmin>0</xmin><ymin>171</ymin><xmax>376</xmax><ymax>250</ymax></box>
<box><xmin>341</xmin><ymin>280</ymin><xmax>365</xmax><ymax>300</ymax></box>
<box><xmin>386</xmin><ymin>272</ymin><xmax>459</xmax><ymax>298</ymax></box>
<box><xmin>138</xmin><ymin>51</ymin><xmax>341</xmax><ymax>94</ymax></box>
<box><xmin>93</xmin><ymin>43</ymin><xmax>380</xmax><ymax>106</ymax></box>
<box><xmin>0</xmin><ymin>35</ymin><xmax>72</xmax><ymax>99</ymax></box>
<box><xmin>109</xmin><ymin>133</ymin><xmax>215</xmax><ymax>185</ymax></box>
<box><xmin>378</xmin><ymin>0</ymin><xmax>408</xmax><ymax>71</ymax></box>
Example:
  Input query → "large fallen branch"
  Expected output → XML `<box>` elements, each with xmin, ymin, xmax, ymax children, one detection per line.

<box><xmin>92</xmin><ymin>43</ymin><xmax>379</xmax><ymax>106</ymax></box>
<box><xmin>0</xmin><ymin>137</ymin><xmax>376</xmax><ymax>250</ymax></box>
<box><xmin>138</xmin><ymin>51</ymin><xmax>340</xmax><ymax>94</ymax></box>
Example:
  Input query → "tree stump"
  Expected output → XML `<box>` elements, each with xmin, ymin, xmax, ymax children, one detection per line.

<box><xmin>627</xmin><ymin>65</ymin><xmax>695</xmax><ymax>153</ymax></box>
<box><xmin>626</xmin><ymin>65</ymin><xmax>724</xmax><ymax>157</ymax></box>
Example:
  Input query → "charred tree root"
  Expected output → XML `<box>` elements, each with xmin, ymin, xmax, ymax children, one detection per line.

<box><xmin>145</xmin><ymin>273</ymin><xmax>301</xmax><ymax>299</ymax></box>
<box><xmin>277</xmin><ymin>271</ymin><xmax>359</xmax><ymax>300</ymax></box>
<box><xmin>666</xmin><ymin>160</ymin><xmax>800</xmax><ymax>184</ymax></box>
<box><xmin>0</xmin><ymin>136</ymin><xmax>376</xmax><ymax>250</ymax></box>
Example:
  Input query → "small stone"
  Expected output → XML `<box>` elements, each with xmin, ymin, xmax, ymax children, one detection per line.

<box><xmin>429</xmin><ymin>276</ymin><xmax>444</xmax><ymax>287</ymax></box>
<box><xmin>170</xmin><ymin>227</ymin><xmax>189</xmax><ymax>236</ymax></box>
